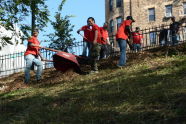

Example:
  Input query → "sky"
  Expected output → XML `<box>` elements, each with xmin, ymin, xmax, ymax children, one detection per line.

<box><xmin>38</xmin><ymin>0</ymin><xmax>105</xmax><ymax>46</ymax></box>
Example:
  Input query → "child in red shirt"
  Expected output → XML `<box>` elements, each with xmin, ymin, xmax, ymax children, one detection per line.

<box><xmin>132</xmin><ymin>27</ymin><xmax>143</xmax><ymax>52</ymax></box>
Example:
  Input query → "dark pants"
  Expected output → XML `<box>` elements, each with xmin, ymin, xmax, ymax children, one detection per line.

<box><xmin>90</xmin><ymin>43</ymin><xmax>101</xmax><ymax>71</ymax></box>
<box><xmin>100</xmin><ymin>44</ymin><xmax>108</xmax><ymax>59</ymax></box>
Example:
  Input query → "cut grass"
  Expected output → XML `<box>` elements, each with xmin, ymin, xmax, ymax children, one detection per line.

<box><xmin>0</xmin><ymin>46</ymin><xmax>186</xmax><ymax>123</ymax></box>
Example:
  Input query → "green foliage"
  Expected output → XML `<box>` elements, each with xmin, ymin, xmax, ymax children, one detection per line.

<box><xmin>58</xmin><ymin>0</ymin><xmax>67</xmax><ymax>11</ymax></box>
<box><xmin>47</xmin><ymin>2</ymin><xmax>75</xmax><ymax>51</ymax></box>
<box><xmin>0</xmin><ymin>0</ymin><xmax>50</xmax><ymax>36</ymax></box>
<box><xmin>0</xmin><ymin>0</ymin><xmax>29</xmax><ymax>25</ymax></box>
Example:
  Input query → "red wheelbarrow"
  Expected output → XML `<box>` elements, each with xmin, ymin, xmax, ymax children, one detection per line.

<box><xmin>43</xmin><ymin>47</ymin><xmax>89</xmax><ymax>74</ymax></box>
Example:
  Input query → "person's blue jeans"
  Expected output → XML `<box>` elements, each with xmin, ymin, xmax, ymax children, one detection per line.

<box><xmin>82</xmin><ymin>41</ymin><xmax>90</xmax><ymax>57</ymax></box>
<box><xmin>117</xmin><ymin>38</ymin><xmax>127</xmax><ymax>66</ymax></box>
<box><xmin>133</xmin><ymin>44</ymin><xmax>141</xmax><ymax>52</ymax></box>
<box><xmin>24</xmin><ymin>54</ymin><xmax>43</xmax><ymax>83</ymax></box>
<box><xmin>172</xmin><ymin>34</ymin><xmax>179</xmax><ymax>45</ymax></box>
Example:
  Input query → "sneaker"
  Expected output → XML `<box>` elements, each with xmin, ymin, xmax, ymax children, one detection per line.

<box><xmin>37</xmin><ymin>79</ymin><xmax>42</xmax><ymax>83</ymax></box>
<box><xmin>116</xmin><ymin>64</ymin><xmax>125</xmax><ymax>68</ymax></box>
<box><xmin>22</xmin><ymin>83</ymin><xmax>29</xmax><ymax>88</ymax></box>
<box><xmin>24</xmin><ymin>80</ymin><xmax>29</xmax><ymax>84</ymax></box>
<box><xmin>89</xmin><ymin>70</ymin><xmax>99</xmax><ymax>74</ymax></box>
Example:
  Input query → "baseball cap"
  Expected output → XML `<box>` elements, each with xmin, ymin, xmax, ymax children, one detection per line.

<box><xmin>126</xmin><ymin>16</ymin><xmax>135</xmax><ymax>22</ymax></box>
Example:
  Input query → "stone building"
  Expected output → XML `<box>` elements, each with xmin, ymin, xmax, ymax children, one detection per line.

<box><xmin>105</xmin><ymin>0</ymin><xmax>186</xmax><ymax>45</ymax></box>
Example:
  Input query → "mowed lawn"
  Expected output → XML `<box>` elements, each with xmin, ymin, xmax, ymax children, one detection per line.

<box><xmin>0</xmin><ymin>45</ymin><xmax>186</xmax><ymax>124</ymax></box>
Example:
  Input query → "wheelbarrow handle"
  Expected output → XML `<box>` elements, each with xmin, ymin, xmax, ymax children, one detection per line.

<box><xmin>42</xmin><ymin>59</ymin><xmax>54</xmax><ymax>62</ymax></box>
<box><xmin>79</xmin><ymin>33</ymin><xmax>89</xmax><ymax>41</ymax></box>
<box><xmin>42</xmin><ymin>47</ymin><xmax>60</xmax><ymax>52</ymax></box>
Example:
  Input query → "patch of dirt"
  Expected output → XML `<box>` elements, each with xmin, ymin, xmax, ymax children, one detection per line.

<box><xmin>0</xmin><ymin>68</ymin><xmax>80</xmax><ymax>92</ymax></box>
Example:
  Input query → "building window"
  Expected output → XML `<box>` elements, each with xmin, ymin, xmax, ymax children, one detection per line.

<box><xmin>165</xmin><ymin>5</ymin><xmax>172</xmax><ymax>17</ymax></box>
<box><xmin>109</xmin><ymin>0</ymin><xmax>113</xmax><ymax>11</ymax></box>
<box><xmin>148</xmin><ymin>8</ymin><xmax>155</xmax><ymax>21</ymax></box>
<box><xmin>183</xmin><ymin>3</ymin><xmax>186</xmax><ymax>15</ymax></box>
<box><xmin>149</xmin><ymin>32</ymin><xmax>156</xmax><ymax>44</ymax></box>
<box><xmin>110</xmin><ymin>20</ymin><xmax>114</xmax><ymax>33</ymax></box>
<box><xmin>116</xmin><ymin>17</ymin><xmax>122</xmax><ymax>29</ymax></box>
<box><xmin>117</xmin><ymin>0</ymin><xmax>122</xmax><ymax>8</ymax></box>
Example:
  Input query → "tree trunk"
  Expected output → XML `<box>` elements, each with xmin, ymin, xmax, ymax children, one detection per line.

<box><xmin>31</xmin><ymin>0</ymin><xmax>36</xmax><ymax>35</ymax></box>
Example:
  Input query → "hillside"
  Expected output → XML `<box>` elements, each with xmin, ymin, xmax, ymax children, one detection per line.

<box><xmin>0</xmin><ymin>44</ymin><xmax>186</xmax><ymax>123</ymax></box>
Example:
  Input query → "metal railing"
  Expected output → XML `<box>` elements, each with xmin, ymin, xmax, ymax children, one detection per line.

<box><xmin>109</xmin><ymin>23</ymin><xmax>186</xmax><ymax>50</ymax></box>
<box><xmin>1</xmin><ymin>24</ymin><xmax>186</xmax><ymax>78</ymax></box>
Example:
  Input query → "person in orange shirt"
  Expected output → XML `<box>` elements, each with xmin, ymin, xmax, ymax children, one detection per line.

<box><xmin>99</xmin><ymin>22</ymin><xmax>110</xmax><ymax>59</ymax></box>
<box><xmin>24</xmin><ymin>29</ymin><xmax>44</xmax><ymax>84</ymax></box>
<box><xmin>115</xmin><ymin>16</ymin><xmax>135</xmax><ymax>67</ymax></box>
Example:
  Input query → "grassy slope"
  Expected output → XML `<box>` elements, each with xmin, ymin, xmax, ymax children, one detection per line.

<box><xmin>0</xmin><ymin>45</ymin><xmax>186</xmax><ymax>124</ymax></box>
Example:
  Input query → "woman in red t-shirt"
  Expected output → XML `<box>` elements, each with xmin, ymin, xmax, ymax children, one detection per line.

<box><xmin>24</xmin><ymin>29</ymin><xmax>44</xmax><ymax>84</ymax></box>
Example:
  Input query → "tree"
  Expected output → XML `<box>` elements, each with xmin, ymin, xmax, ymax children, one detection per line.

<box><xmin>47</xmin><ymin>0</ymin><xmax>75</xmax><ymax>52</ymax></box>
<box><xmin>0</xmin><ymin>0</ymin><xmax>50</xmax><ymax>37</ymax></box>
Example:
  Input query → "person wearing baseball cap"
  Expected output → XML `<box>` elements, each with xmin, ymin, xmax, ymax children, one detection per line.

<box><xmin>115</xmin><ymin>16</ymin><xmax>135</xmax><ymax>67</ymax></box>
<box><xmin>126</xmin><ymin>16</ymin><xmax>135</xmax><ymax>22</ymax></box>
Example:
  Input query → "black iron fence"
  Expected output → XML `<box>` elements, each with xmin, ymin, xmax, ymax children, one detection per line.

<box><xmin>1</xmin><ymin>24</ymin><xmax>186</xmax><ymax>78</ymax></box>
<box><xmin>109</xmin><ymin>23</ymin><xmax>186</xmax><ymax>50</ymax></box>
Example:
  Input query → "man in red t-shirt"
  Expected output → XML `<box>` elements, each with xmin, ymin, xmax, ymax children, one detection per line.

<box><xmin>77</xmin><ymin>22</ymin><xmax>92</xmax><ymax>57</ymax></box>
<box><xmin>116</xmin><ymin>16</ymin><xmax>135</xmax><ymax>67</ymax></box>
<box><xmin>86</xmin><ymin>17</ymin><xmax>102</xmax><ymax>73</ymax></box>
<box><xmin>132</xmin><ymin>27</ymin><xmax>143</xmax><ymax>52</ymax></box>
<box><xmin>24</xmin><ymin>29</ymin><xmax>44</xmax><ymax>84</ymax></box>
<box><xmin>99</xmin><ymin>22</ymin><xmax>110</xmax><ymax>59</ymax></box>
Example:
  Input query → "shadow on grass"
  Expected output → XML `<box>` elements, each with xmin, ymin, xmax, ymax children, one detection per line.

<box><xmin>0</xmin><ymin>56</ymin><xmax>186</xmax><ymax>123</ymax></box>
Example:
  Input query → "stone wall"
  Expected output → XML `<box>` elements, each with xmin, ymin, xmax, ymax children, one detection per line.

<box><xmin>105</xmin><ymin>0</ymin><xmax>186</xmax><ymax>46</ymax></box>
<box><xmin>105</xmin><ymin>0</ymin><xmax>186</xmax><ymax>32</ymax></box>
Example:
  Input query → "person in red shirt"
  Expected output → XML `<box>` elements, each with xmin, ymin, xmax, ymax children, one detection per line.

<box><xmin>24</xmin><ymin>29</ymin><xmax>44</xmax><ymax>84</ymax></box>
<box><xmin>115</xmin><ymin>16</ymin><xmax>135</xmax><ymax>67</ymax></box>
<box><xmin>86</xmin><ymin>17</ymin><xmax>102</xmax><ymax>73</ymax></box>
<box><xmin>99</xmin><ymin>22</ymin><xmax>110</xmax><ymax>59</ymax></box>
<box><xmin>132</xmin><ymin>27</ymin><xmax>143</xmax><ymax>52</ymax></box>
<box><xmin>77</xmin><ymin>22</ymin><xmax>92</xmax><ymax>57</ymax></box>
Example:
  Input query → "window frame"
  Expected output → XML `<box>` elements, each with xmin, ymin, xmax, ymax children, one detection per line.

<box><xmin>116</xmin><ymin>16</ymin><xmax>122</xmax><ymax>29</ymax></box>
<box><xmin>183</xmin><ymin>2</ymin><xmax>186</xmax><ymax>15</ymax></box>
<box><xmin>116</xmin><ymin>0</ymin><xmax>122</xmax><ymax>8</ymax></box>
<box><xmin>148</xmin><ymin>8</ymin><xmax>156</xmax><ymax>22</ymax></box>
<box><xmin>149</xmin><ymin>32</ymin><xmax>157</xmax><ymax>44</ymax></box>
<box><xmin>109</xmin><ymin>0</ymin><xmax>113</xmax><ymax>11</ymax></box>
<box><xmin>165</xmin><ymin>5</ymin><xmax>172</xmax><ymax>17</ymax></box>
<box><xmin>110</xmin><ymin>19</ymin><xmax>114</xmax><ymax>33</ymax></box>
